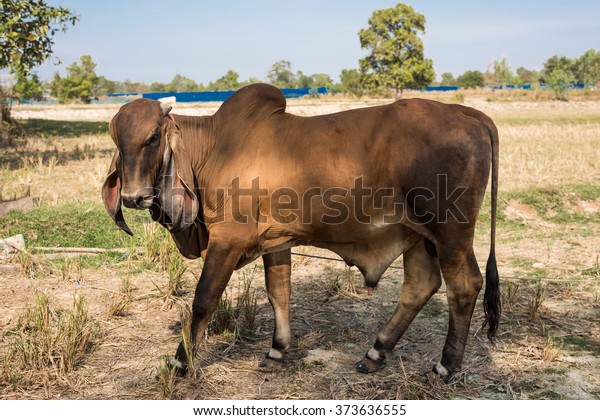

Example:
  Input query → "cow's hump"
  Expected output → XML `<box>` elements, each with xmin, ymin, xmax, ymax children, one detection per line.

<box><xmin>216</xmin><ymin>83</ymin><xmax>286</xmax><ymax>121</ymax></box>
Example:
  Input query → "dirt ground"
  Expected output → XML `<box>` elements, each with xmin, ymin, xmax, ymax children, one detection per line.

<box><xmin>1</xmin><ymin>96</ymin><xmax>599</xmax><ymax>400</ymax></box>
<box><xmin>1</xmin><ymin>248</ymin><xmax>598</xmax><ymax>400</ymax></box>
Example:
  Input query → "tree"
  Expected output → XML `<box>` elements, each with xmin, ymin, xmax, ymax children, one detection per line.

<box><xmin>208</xmin><ymin>70</ymin><xmax>240</xmax><ymax>91</ymax></box>
<box><xmin>165</xmin><ymin>74</ymin><xmax>199</xmax><ymax>92</ymax></box>
<box><xmin>540</xmin><ymin>55</ymin><xmax>574</xmax><ymax>84</ymax></box>
<box><xmin>540</xmin><ymin>55</ymin><xmax>576</xmax><ymax>99</ymax></box>
<box><xmin>487</xmin><ymin>57</ymin><xmax>515</xmax><ymax>86</ymax></box>
<box><xmin>546</xmin><ymin>68</ymin><xmax>575</xmax><ymax>100</ymax></box>
<box><xmin>117</xmin><ymin>79</ymin><xmax>148</xmax><ymax>94</ymax></box>
<box><xmin>515</xmin><ymin>67</ymin><xmax>540</xmax><ymax>85</ymax></box>
<box><xmin>358</xmin><ymin>3</ymin><xmax>434</xmax><ymax>98</ymax></box>
<box><xmin>240</xmin><ymin>76</ymin><xmax>262</xmax><ymax>87</ymax></box>
<box><xmin>267</xmin><ymin>60</ymin><xmax>296</xmax><ymax>88</ymax></box>
<box><xmin>50</xmin><ymin>55</ymin><xmax>99</xmax><ymax>103</ymax></box>
<box><xmin>312</xmin><ymin>73</ymin><xmax>334</xmax><ymax>89</ymax></box>
<box><xmin>95</xmin><ymin>76</ymin><xmax>117</xmax><ymax>96</ymax></box>
<box><xmin>1</xmin><ymin>1</ymin><xmax>78</xmax><ymax>76</ymax></box>
<box><xmin>440</xmin><ymin>72</ymin><xmax>456</xmax><ymax>86</ymax></box>
<box><xmin>1</xmin><ymin>0</ymin><xmax>77</xmax><ymax>139</ymax></box>
<box><xmin>574</xmin><ymin>49</ymin><xmax>600</xmax><ymax>86</ymax></box>
<box><xmin>13</xmin><ymin>73</ymin><xmax>44</xmax><ymax>102</ymax></box>
<box><xmin>295</xmin><ymin>71</ymin><xmax>313</xmax><ymax>89</ymax></box>
<box><xmin>456</xmin><ymin>70</ymin><xmax>485</xmax><ymax>89</ymax></box>
<box><xmin>338</xmin><ymin>69</ymin><xmax>363</xmax><ymax>97</ymax></box>
<box><xmin>148</xmin><ymin>82</ymin><xmax>167</xmax><ymax>92</ymax></box>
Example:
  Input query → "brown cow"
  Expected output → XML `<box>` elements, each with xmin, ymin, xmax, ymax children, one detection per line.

<box><xmin>102</xmin><ymin>83</ymin><xmax>500</xmax><ymax>380</ymax></box>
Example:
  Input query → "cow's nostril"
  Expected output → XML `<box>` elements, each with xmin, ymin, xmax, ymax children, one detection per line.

<box><xmin>132</xmin><ymin>194</ymin><xmax>154</xmax><ymax>209</ymax></box>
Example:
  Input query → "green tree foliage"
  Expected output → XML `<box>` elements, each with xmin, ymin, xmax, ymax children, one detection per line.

<box><xmin>164</xmin><ymin>74</ymin><xmax>200</xmax><ymax>92</ymax></box>
<box><xmin>295</xmin><ymin>71</ymin><xmax>313</xmax><ymax>89</ymax></box>
<box><xmin>94</xmin><ymin>76</ymin><xmax>117</xmax><ymax>96</ymax></box>
<box><xmin>50</xmin><ymin>55</ymin><xmax>99</xmax><ymax>103</ymax></box>
<box><xmin>456</xmin><ymin>70</ymin><xmax>485</xmax><ymax>89</ymax></box>
<box><xmin>358</xmin><ymin>3</ymin><xmax>434</xmax><ymax>98</ymax></box>
<box><xmin>440</xmin><ymin>72</ymin><xmax>456</xmax><ymax>86</ymax></box>
<box><xmin>540</xmin><ymin>55</ymin><xmax>574</xmax><ymax>84</ymax></box>
<box><xmin>207</xmin><ymin>70</ymin><xmax>240</xmax><ymax>91</ymax></box>
<box><xmin>574</xmin><ymin>48</ymin><xmax>600</xmax><ymax>86</ymax></box>
<box><xmin>148</xmin><ymin>82</ymin><xmax>167</xmax><ymax>92</ymax></box>
<box><xmin>241</xmin><ymin>76</ymin><xmax>262</xmax><ymax>87</ymax></box>
<box><xmin>540</xmin><ymin>55</ymin><xmax>576</xmax><ymax>99</ymax></box>
<box><xmin>13</xmin><ymin>73</ymin><xmax>44</xmax><ymax>101</ymax></box>
<box><xmin>1</xmin><ymin>0</ymin><xmax>77</xmax><ymax>138</ymax></box>
<box><xmin>487</xmin><ymin>57</ymin><xmax>516</xmax><ymax>86</ymax></box>
<box><xmin>515</xmin><ymin>67</ymin><xmax>540</xmax><ymax>84</ymax></box>
<box><xmin>338</xmin><ymin>69</ymin><xmax>363</xmax><ymax>97</ymax></box>
<box><xmin>546</xmin><ymin>68</ymin><xmax>575</xmax><ymax>100</ymax></box>
<box><xmin>267</xmin><ymin>60</ymin><xmax>295</xmax><ymax>88</ymax></box>
<box><xmin>312</xmin><ymin>73</ymin><xmax>334</xmax><ymax>89</ymax></box>
<box><xmin>1</xmin><ymin>0</ymin><xmax>78</xmax><ymax>76</ymax></box>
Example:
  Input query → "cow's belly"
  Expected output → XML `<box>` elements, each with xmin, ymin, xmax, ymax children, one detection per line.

<box><xmin>255</xmin><ymin>223</ymin><xmax>421</xmax><ymax>283</ymax></box>
<box><xmin>311</xmin><ymin>224</ymin><xmax>420</xmax><ymax>283</ymax></box>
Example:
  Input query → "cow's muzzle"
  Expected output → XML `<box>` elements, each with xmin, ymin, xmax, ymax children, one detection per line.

<box><xmin>121</xmin><ymin>189</ymin><xmax>156</xmax><ymax>210</ymax></box>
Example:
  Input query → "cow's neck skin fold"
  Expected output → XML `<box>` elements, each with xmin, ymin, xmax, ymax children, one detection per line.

<box><xmin>170</xmin><ymin>114</ymin><xmax>216</xmax><ymax>176</ymax></box>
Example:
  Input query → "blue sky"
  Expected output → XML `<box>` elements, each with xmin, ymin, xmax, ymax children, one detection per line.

<box><xmin>34</xmin><ymin>0</ymin><xmax>600</xmax><ymax>84</ymax></box>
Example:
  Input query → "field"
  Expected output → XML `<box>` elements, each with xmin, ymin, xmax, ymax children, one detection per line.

<box><xmin>1</xmin><ymin>92</ymin><xmax>599</xmax><ymax>400</ymax></box>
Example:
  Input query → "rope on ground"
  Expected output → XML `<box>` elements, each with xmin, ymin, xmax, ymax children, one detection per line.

<box><xmin>290</xmin><ymin>251</ymin><xmax>600</xmax><ymax>284</ymax></box>
<box><xmin>290</xmin><ymin>251</ymin><xmax>405</xmax><ymax>270</ymax></box>
<box><xmin>14</xmin><ymin>246</ymin><xmax>599</xmax><ymax>284</ymax></box>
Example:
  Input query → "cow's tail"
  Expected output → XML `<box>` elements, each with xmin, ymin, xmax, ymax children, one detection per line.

<box><xmin>482</xmin><ymin>116</ymin><xmax>501</xmax><ymax>342</ymax></box>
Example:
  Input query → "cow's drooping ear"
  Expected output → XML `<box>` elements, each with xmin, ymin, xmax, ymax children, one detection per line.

<box><xmin>101</xmin><ymin>150</ymin><xmax>133</xmax><ymax>236</ymax></box>
<box><xmin>164</xmin><ymin>119</ymin><xmax>199</xmax><ymax>226</ymax></box>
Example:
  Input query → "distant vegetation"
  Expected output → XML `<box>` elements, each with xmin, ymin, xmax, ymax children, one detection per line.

<box><xmin>2</xmin><ymin>2</ymin><xmax>600</xmax><ymax>106</ymax></box>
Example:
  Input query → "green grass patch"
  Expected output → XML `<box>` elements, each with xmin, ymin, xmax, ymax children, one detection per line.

<box><xmin>0</xmin><ymin>203</ymin><xmax>146</xmax><ymax>249</ymax></box>
<box><xmin>504</xmin><ymin>184</ymin><xmax>600</xmax><ymax>223</ymax></box>
<box><xmin>559</xmin><ymin>336</ymin><xmax>600</xmax><ymax>356</ymax></box>
<box><xmin>479</xmin><ymin>184</ymin><xmax>600</xmax><ymax>225</ymax></box>
<box><xmin>542</xmin><ymin>367</ymin><xmax>568</xmax><ymax>376</ymax></box>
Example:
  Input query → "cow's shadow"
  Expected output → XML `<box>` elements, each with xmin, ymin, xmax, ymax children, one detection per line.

<box><xmin>184</xmin><ymin>264</ymin><xmax>497</xmax><ymax>399</ymax></box>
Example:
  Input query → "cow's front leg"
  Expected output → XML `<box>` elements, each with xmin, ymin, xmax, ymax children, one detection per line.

<box><xmin>171</xmin><ymin>241</ymin><xmax>242</xmax><ymax>375</ymax></box>
<box><xmin>259</xmin><ymin>250</ymin><xmax>292</xmax><ymax>370</ymax></box>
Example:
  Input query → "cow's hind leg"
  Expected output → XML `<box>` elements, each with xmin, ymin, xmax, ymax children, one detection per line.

<box><xmin>259</xmin><ymin>250</ymin><xmax>292</xmax><ymax>370</ymax></box>
<box><xmin>356</xmin><ymin>238</ymin><xmax>442</xmax><ymax>373</ymax></box>
<box><xmin>434</xmin><ymin>248</ymin><xmax>483</xmax><ymax>379</ymax></box>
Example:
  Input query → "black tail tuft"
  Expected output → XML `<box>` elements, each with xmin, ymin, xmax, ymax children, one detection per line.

<box><xmin>483</xmin><ymin>250</ymin><xmax>501</xmax><ymax>342</ymax></box>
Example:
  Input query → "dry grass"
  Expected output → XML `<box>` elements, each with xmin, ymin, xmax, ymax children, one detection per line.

<box><xmin>1</xmin><ymin>98</ymin><xmax>599</xmax><ymax>400</ymax></box>
<box><xmin>497</xmin><ymin>123</ymin><xmax>600</xmax><ymax>189</ymax></box>
<box><xmin>2</xmin><ymin>291</ymin><xmax>99</xmax><ymax>384</ymax></box>
<box><xmin>104</xmin><ymin>277</ymin><xmax>133</xmax><ymax>317</ymax></box>
<box><xmin>208</xmin><ymin>270</ymin><xmax>259</xmax><ymax>339</ymax></box>
<box><xmin>528</xmin><ymin>283</ymin><xmax>546</xmax><ymax>321</ymax></box>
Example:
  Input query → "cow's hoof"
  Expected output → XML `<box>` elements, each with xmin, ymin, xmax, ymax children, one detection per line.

<box><xmin>355</xmin><ymin>356</ymin><xmax>383</xmax><ymax>373</ymax></box>
<box><xmin>258</xmin><ymin>353</ymin><xmax>284</xmax><ymax>371</ymax></box>
<box><xmin>429</xmin><ymin>362</ymin><xmax>452</xmax><ymax>383</ymax></box>
<box><xmin>169</xmin><ymin>358</ymin><xmax>188</xmax><ymax>377</ymax></box>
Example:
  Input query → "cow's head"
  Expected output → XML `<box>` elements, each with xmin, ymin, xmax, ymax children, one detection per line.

<box><xmin>102</xmin><ymin>99</ymin><xmax>199</xmax><ymax>235</ymax></box>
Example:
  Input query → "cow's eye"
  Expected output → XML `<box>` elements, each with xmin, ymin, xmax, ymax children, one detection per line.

<box><xmin>145</xmin><ymin>130</ymin><xmax>160</xmax><ymax>147</ymax></box>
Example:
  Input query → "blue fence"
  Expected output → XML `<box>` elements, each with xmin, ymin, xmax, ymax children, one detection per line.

<box><xmin>142</xmin><ymin>87</ymin><xmax>329</xmax><ymax>103</ymax></box>
<box><xmin>424</xmin><ymin>85</ymin><xmax>459</xmax><ymax>92</ymax></box>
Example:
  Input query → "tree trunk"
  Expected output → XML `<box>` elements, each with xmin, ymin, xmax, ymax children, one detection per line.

<box><xmin>394</xmin><ymin>87</ymin><xmax>403</xmax><ymax>100</ymax></box>
<box><xmin>0</xmin><ymin>87</ymin><xmax>6</xmax><ymax>144</ymax></box>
